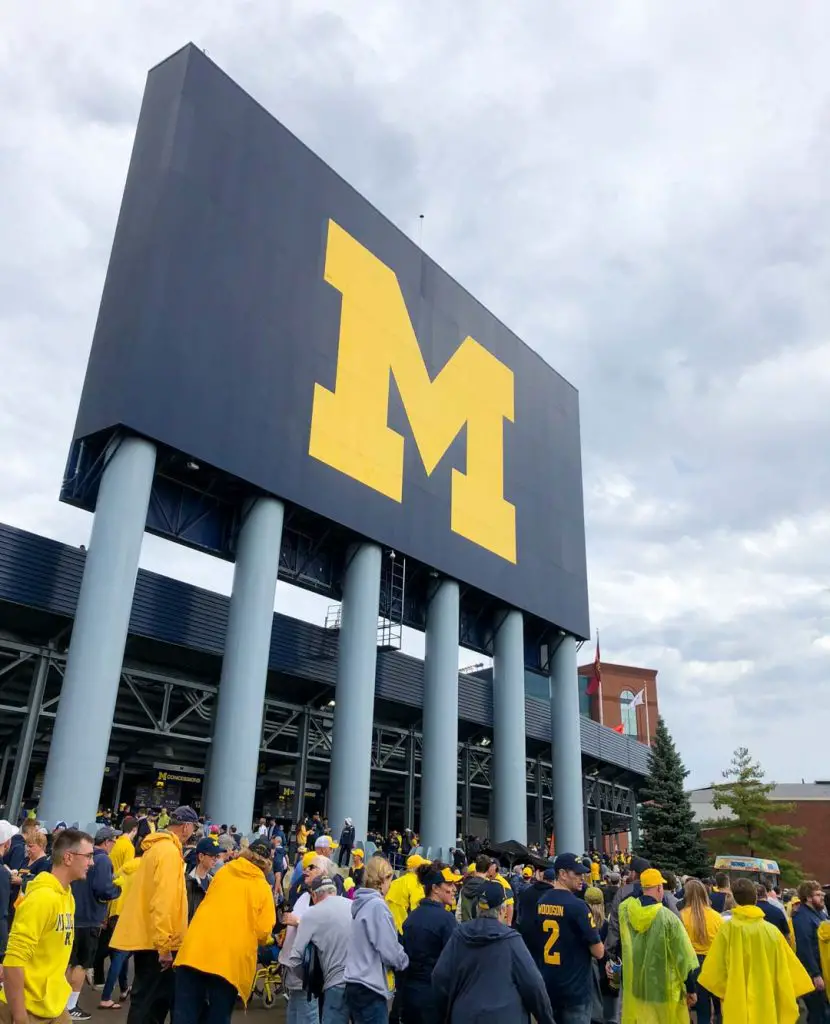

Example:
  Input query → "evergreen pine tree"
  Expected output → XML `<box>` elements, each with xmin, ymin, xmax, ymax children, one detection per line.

<box><xmin>637</xmin><ymin>716</ymin><xmax>710</xmax><ymax>876</ymax></box>
<box><xmin>708</xmin><ymin>746</ymin><xmax>803</xmax><ymax>884</ymax></box>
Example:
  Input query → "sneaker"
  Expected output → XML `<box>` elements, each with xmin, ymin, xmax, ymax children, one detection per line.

<box><xmin>69</xmin><ymin>1007</ymin><xmax>91</xmax><ymax>1021</ymax></box>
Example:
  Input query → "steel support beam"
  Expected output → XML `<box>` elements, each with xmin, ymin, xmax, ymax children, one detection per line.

<box><xmin>6</xmin><ymin>655</ymin><xmax>50</xmax><ymax>824</ymax></box>
<box><xmin>112</xmin><ymin>761</ymin><xmax>126</xmax><ymax>813</ymax></box>
<box><xmin>0</xmin><ymin>741</ymin><xmax>12</xmax><ymax>806</ymax></box>
<box><xmin>630</xmin><ymin>791</ymin><xmax>640</xmax><ymax>849</ymax></box>
<box><xmin>461</xmin><ymin>744</ymin><xmax>471</xmax><ymax>839</ymax></box>
<box><xmin>535</xmin><ymin>758</ymin><xmax>545</xmax><ymax>849</ymax></box>
<box><xmin>404</xmin><ymin>731</ymin><xmax>416</xmax><ymax>834</ymax></box>
<box><xmin>293</xmin><ymin>709</ymin><xmax>311</xmax><ymax>827</ymax></box>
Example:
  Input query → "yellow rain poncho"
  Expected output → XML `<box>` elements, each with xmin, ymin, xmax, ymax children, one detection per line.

<box><xmin>698</xmin><ymin>904</ymin><xmax>814</xmax><ymax>1024</ymax></box>
<box><xmin>619</xmin><ymin>897</ymin><xmax>698</xmax><ymax>1024</ymax></box>
<box><xmin>817</xmin><ymin>920</ymin><xmax>830</xmax><ymax>993</ymax></box>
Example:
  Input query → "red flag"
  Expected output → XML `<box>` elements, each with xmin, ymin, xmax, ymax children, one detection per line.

<box><xmin>612</xmin><ymin>723</ymin><xmax>624</xmax><ymax>734</ymax></box>
<box><xmin>585</xmin><ymin>636</ymin><xmax>601</xmax><ymax>695</ymax></box>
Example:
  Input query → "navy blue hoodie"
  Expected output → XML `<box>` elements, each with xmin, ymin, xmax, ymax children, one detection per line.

<box><xmin>71</xmin><ymin>847</ymin><xmax>121</xmax><ymax>928</ymax></box>
<box><xmin>432</xmin><ymin>916</ymin><xmax>555</xmax><ymax>1024</ymax></box>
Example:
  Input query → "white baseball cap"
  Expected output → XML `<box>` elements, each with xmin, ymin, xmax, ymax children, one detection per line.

<box><xmin>0</xmin><ymin>820</ymin><xmax>20</xmax><ymax>845</ymax></box>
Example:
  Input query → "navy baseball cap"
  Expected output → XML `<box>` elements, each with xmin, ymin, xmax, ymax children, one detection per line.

<box><xmin>553</xmin><ymin>853</ymin><xmax>590</xmax><ymax>875</ymax></box>
<box><xmin>196</xmin><ymin>838</ymin><xmax>221</xmax><ymax>856</ymax></box>
<box><xmin>170</xmin><ymin>806</ymin><xmax>199</xmax><ymax>825</ymax></box>
<box><xmin>478</xmin><ymin>881</ymin><xmax>506</xmax><ymax>911</ymax></box>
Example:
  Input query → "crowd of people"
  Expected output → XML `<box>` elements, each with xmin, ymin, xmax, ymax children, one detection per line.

<box><xmin>2</xmin><ymin>807</ymin><xmax>830</xmax><ymax>1023</ymax></box>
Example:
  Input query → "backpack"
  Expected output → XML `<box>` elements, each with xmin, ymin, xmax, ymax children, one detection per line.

<box><xmin>302</xmin><ymin>941</ymin><xmax>326</xmax><ymax>1001</ymax></box>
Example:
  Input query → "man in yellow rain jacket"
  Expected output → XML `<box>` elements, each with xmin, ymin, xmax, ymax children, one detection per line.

<box><xmin>111</xmin><ymin>805</ymin><xmax>198</xmax><ymax>1024</ymax></box>
<box><xmin>618</xmin><ymin>867</ymin><xmax>698</xmax><ymax>1024</ymax></box>
<box><xmin>386</xmin><ymin>854</ymin><xmax>431</xmax><ymax>933</ymax></box>
<box><xmin>0</xmin><ymin>828</ymin><xmax>93</xmax><ymax>1024</ymax></box>
<box><xmin>174</xmin><ymin>838</ymin><xmax>275</xmax><ymax>1019</ymax></box>
<box><xmin>699</xmin><ymin>877</ymin><xmax>814</xmax><ymax>1024</ymax></box>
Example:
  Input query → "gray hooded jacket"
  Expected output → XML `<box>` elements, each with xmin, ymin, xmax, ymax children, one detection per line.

<box><xmin>343</xmin><ymin>888</ymin><xmax>409</xmax><ymax>998</ymax></box>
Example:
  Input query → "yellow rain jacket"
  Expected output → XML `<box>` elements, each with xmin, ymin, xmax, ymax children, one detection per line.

<box><xmin>619</xmin><ymin>897</ymin><xmax>698</xmax><ymax>1024</ymax></box>
<box><xmin>110</xmin><ymin>857</ymin><xmax>141</xmax><ymax>919</ymax></box>
<box><xmin>0</xmin><ymin>871</ymin><xmax>74</xmax><ymax>1019</ymax></box>
<box><xmin>816</xmin><ymin>920</ymin><xmax>830</xmax><ymax>994</ymax></box>
<box><xmin>386</xmin><ymin>871</ymin><xmax>424</xmax><ymax>934</ymax></box>
<box><xmin>698</xmin><ymin>904</ymin><xmax>813</xmax><ymax>1024</ymax></box>
<box><xmin>175</xmin><ymin>853</ymin><xmax>276</xmax><ymax>1002</ymax></box>
<box><xmin>110</xmin><ymin>833</ymin><xmax>136</xmax><ymax>875</ymax></box>
<box><xmin>111</xmin><ymin>830</ymin><xmax>188</xmax><ymax>954</ymax></box>
<box><xmin>108</xmin><ymin>833</ymin><xmax>136</xmax><ymax>916</ymax></box>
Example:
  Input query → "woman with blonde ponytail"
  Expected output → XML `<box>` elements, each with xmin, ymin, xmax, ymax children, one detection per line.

<box><xmin>680</xmin><ymin>878</ymin><xmax>722</xmax><ymax>1023</ymax></box>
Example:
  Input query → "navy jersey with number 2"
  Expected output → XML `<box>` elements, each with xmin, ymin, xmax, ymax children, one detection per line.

<box><xmin>534</xmin><ymin>888</ymin><xmax>600</xmax><ymax>1009</ymax></box>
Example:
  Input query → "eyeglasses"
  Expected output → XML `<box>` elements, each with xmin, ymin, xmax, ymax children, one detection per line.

<box><xmin>69</xmin><ymin>852</ymin><xmax>95</xmax><ymax>861</ymax></box>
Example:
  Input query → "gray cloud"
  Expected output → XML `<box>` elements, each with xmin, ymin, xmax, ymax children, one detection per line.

<box><xmin>3</xmin><ymin>1</ymin><xmax>830</xmax><ymax>787</ymax></box>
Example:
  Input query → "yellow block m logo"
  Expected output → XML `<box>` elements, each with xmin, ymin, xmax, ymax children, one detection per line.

<box><xmin>309</xmin><ymin>220</ymin><xmax>516</xmax><ymax>563</ymax></box>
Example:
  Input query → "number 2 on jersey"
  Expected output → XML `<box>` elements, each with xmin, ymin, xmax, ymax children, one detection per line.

<box><xmin>542</xmin><ymin>919</ymin><xmax>561</xmax><ymax>965</ymax></box>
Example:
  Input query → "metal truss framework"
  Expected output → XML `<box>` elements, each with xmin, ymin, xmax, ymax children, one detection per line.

<box><xmin>0</xmin><ymin>636</ymin><xmax>638</xmax><ymax>843</ymax></box>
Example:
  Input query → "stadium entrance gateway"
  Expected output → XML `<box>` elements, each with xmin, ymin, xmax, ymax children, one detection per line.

<box><xmin>37</xmin><ymin>44</ymin><xmax>592</xmax><ymax>856</ymax></box>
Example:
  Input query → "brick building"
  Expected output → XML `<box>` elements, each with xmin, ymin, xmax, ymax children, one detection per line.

<box><xmin>578</xmin><ymin>660</ymin><xmax>659</xmax><ymax>747</ymax></box>
<box><xmin>689</xmin><ymin>784</ymin><xmax>830</xmax><ymax>883</ymax></box>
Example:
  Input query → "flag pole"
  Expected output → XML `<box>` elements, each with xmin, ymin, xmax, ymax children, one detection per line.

<box><xmin>597</xmin><ymin>630</ymin><xmax>604</xmax><ymax>726</ymax></box>
<box><xmin>644</xmin><ymin>682</ymin><xmax>651</xmax><ymax>745</ymax></box>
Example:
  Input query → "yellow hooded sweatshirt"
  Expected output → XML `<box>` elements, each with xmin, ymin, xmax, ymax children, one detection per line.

<box><xmin>698</xmin><ymin>904</ymin><xmax>814</xmax><ymax>1024</ymax></box>
<box><xmin>111</xmin><ymin>830</ymin><xmax>187</xmax><ymax>954</ymax></box>
<box><xmin>110</xmin><ymin>833</ymin><xmax>136</xmax><ymax>876</ymax></box>
<box><xmin>175</xmin><ymin>854</ymin><xmax>276</xmax><ymax>1001</ymax></box>
<box><xmin>110</xmin><ymin>857</ymin><xmax>141</xmax><ymax>919</ymax></box>
<box><xmin>0</xmin><ymin>871</ymin><xmax>74</xmax><ymax>1019</ymax></box>
<box><xmin>108</xmin><ymin>833</ymin><xmax>136</xmax><ymax>916</ymax></box>
<box><xmin>619</xmin><ymin>897</ymin><xmax>698</xmax><ymax>1024</ymax></box>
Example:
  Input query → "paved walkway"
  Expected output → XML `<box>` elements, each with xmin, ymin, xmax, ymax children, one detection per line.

<box><xmin>87</xmin><ymin>996</ymin><xmax>287</xmax><ymax>1023</ymax></box>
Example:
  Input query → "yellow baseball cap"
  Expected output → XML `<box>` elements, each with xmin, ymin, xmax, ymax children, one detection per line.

<box><xmin>407</xmin><ymin>854</ymin><xmax>431</xmax><ymax>869</ymax></box>
<box><xmin>640</xmin><ymin>868</ymin><xmax>667</xmax><ymax>888</ymax></box>
<box><xmin>522</xmin><ymin>866</ymin><xmax>533</xmax><ymax>878</ymax></box>
<box><xmin>441</xmin><ymin>867</ymin><xmax>462</xmax><ymax>883</ymax></box>
<box><xmin>351</xmin><ymin>848</ymin><xmax>364</xmax><ymax>861</ymax></box>
<box><xmin>302</xmin><ymin>851</ymin><xmax>317</xmax><ymax>869</ymax></box>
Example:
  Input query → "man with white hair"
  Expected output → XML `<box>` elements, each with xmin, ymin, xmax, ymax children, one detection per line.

<box><xmin>287</xmin><ymin>873</ymin><xmax>352</xmax><ymax>1023</ymax></box>
<box><xmin>280</xmin><ymin>855</ymin><xmax>339</xmax><ymax>1022</ymax></box>
<box><xmin>313</xmin><ymin>836</ymin><xmax>345</xmax><ymax>895</ymax></box>
<box><xmin>0</xmin><ymin>820</ymin><xmax>20</xmax><ymax>960</ymax></box>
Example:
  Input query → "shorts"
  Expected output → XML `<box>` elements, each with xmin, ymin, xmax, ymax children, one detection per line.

<box><xmin>69</xmin><ymin>926</ymin><xmax>101</xmax><ymax>969</ymax></box>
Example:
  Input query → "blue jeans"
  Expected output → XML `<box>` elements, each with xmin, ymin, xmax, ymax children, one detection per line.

<box><xmin>552</xmin><ymin>1002</ymin><xmax>593</xmax><ymax>1024</ymax></box>
<box><xmin>322</xmin><ymin>984</ymin><xmax>350</xmax><ymax>1024</ymax></box>
<box><xmin>102</xmin><ymin>949</ymin><xmax>131</xmax><ymax>1002</ymax></box>
<box><xmin>286</xmin><ymin>988</ymin><xmax>319</xmax><ymax>1024</ymax></box>
<box><xmin>696</xmin><ymin>954</ymin><xmax>721</xmax><ymax>1022</ymax></box>
<box><xmin>346</xmin><ymin>982</ymin><xmax>389</xmax><ymax>1024</ymax></box>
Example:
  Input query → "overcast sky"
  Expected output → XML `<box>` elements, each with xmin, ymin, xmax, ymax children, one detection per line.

<box><xmin>3</xmin><ymin>2</ymin><xmax>829</xmax><ymax>789</ymax></box>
